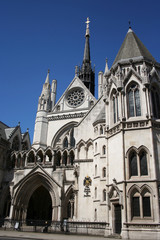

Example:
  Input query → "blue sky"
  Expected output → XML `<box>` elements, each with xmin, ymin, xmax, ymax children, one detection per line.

<box><xmin>0</xmin><ymin>0</ymin><xmax>160</xmax><ymax>143</ymax></box>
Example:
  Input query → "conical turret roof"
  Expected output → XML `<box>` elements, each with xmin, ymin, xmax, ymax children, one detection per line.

<box><xmin>112</xmin><ymin>28</ymin><xmax>156</xmax><ymax>66</ymax></box>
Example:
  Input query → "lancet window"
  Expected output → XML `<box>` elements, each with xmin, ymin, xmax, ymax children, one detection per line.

<box><xmin>127</xmin><ymin>83</ymin><xmax>141</xmax><ymax>117</ymax></box>
<box><xmin>113</xmin><ymin>93</ymin><xmax>119</xmax><ymax>123</ymax></box>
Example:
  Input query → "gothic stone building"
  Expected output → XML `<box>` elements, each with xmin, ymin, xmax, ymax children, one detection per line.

<box><xmin>2</xmin><ymin>19</ymin><xmax>160</xmax><ymax>239</ymax></box>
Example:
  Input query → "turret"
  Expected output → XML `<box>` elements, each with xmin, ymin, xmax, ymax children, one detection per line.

<box><xmin>38</xmin><ymin>70</ymin><xmax>51</xmax><ymax>111</ymax></box>
<box><xmin>32</xmin><ymin>70</ymin><xmax>51</xmax><ymax>149</ymax></box>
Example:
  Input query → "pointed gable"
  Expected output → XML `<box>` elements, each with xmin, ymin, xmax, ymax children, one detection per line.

<box><xmin>112</xmin><ymin>28</ymin><xmax>156</xmax><ymax>66</ymax></box>
<box><xmin>52</xmin><ymin>76</ymin><xmax>96</xmax><ymax>113</ymax></box>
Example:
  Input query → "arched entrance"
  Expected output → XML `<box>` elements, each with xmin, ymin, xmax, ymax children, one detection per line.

<box><xmin>12</xmin><ymin>169</ymin><xmax>60</xmax><ymax>223</ymax></box>
<box><xmin>26</xmin><ymin>186</ymin><xmax>52</xmax><ymax>224</ymax></box>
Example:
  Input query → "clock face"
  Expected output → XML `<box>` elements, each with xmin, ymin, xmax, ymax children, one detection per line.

<box><xmin>66</xmin><ymin>88</ymin><xmax>85</xmax><ymax>107</ymax></box>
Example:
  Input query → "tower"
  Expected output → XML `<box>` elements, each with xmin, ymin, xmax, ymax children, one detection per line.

<box><xmin>78</xmin><ymin>17</ymin><xmax>95</xmax><ymax>96</ymax></box>
<box><xmin>32</xmin><ymin>70</ymin><xmax>57</xmax><ymax>149</ymax></box>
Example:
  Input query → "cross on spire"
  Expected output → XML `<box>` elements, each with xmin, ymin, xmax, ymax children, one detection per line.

<box><xmin>85</xmin><ymin>17</ymin><xmax>90</xmax><ymax>36</ymax></box>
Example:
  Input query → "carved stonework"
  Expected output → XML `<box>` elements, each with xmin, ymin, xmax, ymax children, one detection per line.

<box><xmin>48</xmin><ymin>112</ymin><xmax>85</xmax><ymax>121</ymax></box>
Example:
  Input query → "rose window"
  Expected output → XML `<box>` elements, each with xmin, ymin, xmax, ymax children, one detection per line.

<box><xmin>67</xmin><ymin>89</ymin><xmax>85</xmax><ymax>107</ymax></box>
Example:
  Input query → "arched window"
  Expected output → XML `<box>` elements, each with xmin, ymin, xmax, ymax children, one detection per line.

<box><xmin>113</xmin><ymin>94</ymin><xmax>119</xmax><ymax>123</ymax></box>
<box><xmin>151</xmin><ymin>86</ymin><xmax>160</xmax><ymax>119</ymax></box>
<box><xmin>56</xmin><ymin>151</ymin><xmax>61</xmax><ymax>166</ymax></box>
<box><xmin>69</xmin><ymin>151</ymin><xmax>74</xmax><ymax>165</ymax></box>
<box><xmin>45</xmin><ymin>149</ymin><xmax>52</xmax><ymax>163</ymax></box>
<box><xmin>140</xmin><ymin>151</ymin><xmax>148</xmax><ymax>175</ymax></box>
<box><xmin>103</xmin><ymin>189</ymin><xmax>106</xmax><ymax>202</ymax></box>
<box><xmin>128</xmin><ymin>83</ymin><xmax>141</xmax><ymax>117</ymax></box>
<box><xmin>27</xmin><ymin>151</ymin><xmax>35</xmax><ymax>163</ymax></box>
<box><xmin>102</xmin><ymin>167</ymin><xmax>106</xmax><ymax>178</ymax></box>
<box><xmin>94</xmin><ymin>209</ymin><xmax>97</xmax><ymax>221</ymax></box>
<box><xmin>102</xmin><ymin>145</ymin><xmax>106</xmax><ymax>155</ymax></box>
<box><xmin>129</xmin><ymin>149</ymin><xmax>148</xmax><ymax>178</ymax></box>
<box><xmin>132</xmin><ymin>191</ymin><xmax>140</xmax><ymax>217</ymax></box>
<box><xmin>63</xmin><ymin>151</ymin><xmax>67</xmax><ymax>166</ymax></box>
<box><xmin>95</xmin><ymin>187</ymin><xmax>97</xmax><ymax>199</ymax></box>
<box><xmin>95</xmin><ymin>142</ymin><xmax>97</xmax><ymax>152</ymax></box>
<box><xmin>70</xmin><ymin>129</ymin><xmax>75</xmax><ymax>147</ymax></box>
<box><xmin>63</xmin><ymin>137</ymin><xmax>68</xmax><ymax>148</ymax></box>
<box><xmin>100</xmin><ymin>125</ymin><xmax>103</xmax><ymax>135</ymax></box>
<box><xmin>131</xmin><ymin>188</ymin><xmax>151</xmax><ymax>219</ymax></box>
<box><xmin>95</xmin><ymin>165</ymin><xmax>97</xmax><ymax>176</ymax></box>
<box><xmin>129</xmin><ymin>151</ymin><xmax>138</xmax><ymax>177</ymax></box>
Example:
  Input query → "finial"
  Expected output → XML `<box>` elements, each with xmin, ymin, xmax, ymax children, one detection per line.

<box><xmin>75</xmin><ymin>65</ymin><xmax>78</xmax><ymax>76</ymax></box>
<box><xmin>105</xmin><ymin>57</ymin><xmax>109</xmax><ymax>73</ymax></box>
<box><xmin>45</xmin><ymin>69</ymin><xmax>50</xmax><ymax>84</ymax></box>
<box><xmin>128</xmin><ymin>21</ymin><xmax>133</xmax><ymax>33</ymax></box>
<box><xmin>85</xmin><ymin>17</ymin><xmax>90</xmax><ymax>36</ymax></box>
<box><xmin>129</xmin><ymin>20</ymin><xmax>131</xmax><ymax>29</ymax></box>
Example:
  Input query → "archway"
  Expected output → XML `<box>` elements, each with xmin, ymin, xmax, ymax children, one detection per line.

<box><xmin>26</xmin><ymin>186</ymin><xmax>52</xmax><ymax>225</ymax></box>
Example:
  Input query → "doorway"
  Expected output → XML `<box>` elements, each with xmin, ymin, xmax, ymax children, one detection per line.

<box><xmin>114</xmin><ymin>204</ymin><xmax>121</xmax><ymax>234</ymax></box>
<box><xmin>26</xmin><ymin>186</ymin><xmax>52</xmax><ymax>225</ymax></box>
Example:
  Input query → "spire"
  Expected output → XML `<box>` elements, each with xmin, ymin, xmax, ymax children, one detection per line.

<box><xmin>45</xmin><ymin>69</ymin><xmax>50</xmax><ymax>84</ymax></box>
<box><xmin>83</xmin><ymin>17</ymin><xmax>91</xmax><ymax>64</ymax></box>
<box><xmin>78</xmin><ymin>18</ymin><xmax>95</xmax><ymax>96</ymax></box>
<box><xmin>104</xmin><ymin>58</ymin><xmax>109</xmax><ymax>74</ymax></box>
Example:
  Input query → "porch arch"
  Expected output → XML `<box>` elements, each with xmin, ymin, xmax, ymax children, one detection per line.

<box><xmin>12</xmin><ymin>171</ymin><xmax>60</xmax><ymax>222</ymax></box>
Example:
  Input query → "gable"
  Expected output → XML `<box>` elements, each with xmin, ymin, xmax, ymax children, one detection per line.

<box><xmin>52</xmin><ymin>76</ymin><xmax>96</xmax><ymax>113</ymax></box>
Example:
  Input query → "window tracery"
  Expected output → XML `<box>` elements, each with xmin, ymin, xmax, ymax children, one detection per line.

<box><xmin>129</xmin><ymin>149</ymin><xmax>148</xmax><ymax>178</ymax></box>
<box><xmin>67</xmin><ymin>88</ymin><xmax>85</xmax><ymax>107</ymax></box>
<box><xmin>131</xmin><ymin>188</ymin><xmax>151</xmax><ymax>219</ymax></box>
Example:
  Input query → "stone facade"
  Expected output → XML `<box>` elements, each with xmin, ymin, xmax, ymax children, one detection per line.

<box><xmin>1</xmin><ymin>20</ymin><xmax>160</xmax><ymax>239</ymax></box>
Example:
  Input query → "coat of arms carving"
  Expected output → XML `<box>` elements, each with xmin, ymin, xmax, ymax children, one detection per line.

<box><xmin>83</xmin><ymin>176</ymin><xmax>92</xmax><ymax>197</ymax></box>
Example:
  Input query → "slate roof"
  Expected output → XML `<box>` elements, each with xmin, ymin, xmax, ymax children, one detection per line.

<box><xmin>93</xmin><ymin>106</ymin><xmax>105</xmax><ymax>124</ymax></box>
<box><xmin>5</xmin><ymin>128</ymin><xmax>16</xmax><ymax>139</ymax></box>
<box><xmin>112</xmin><ymin>28</ymin><xmax>156</xmax><ymax>66</ymax></box>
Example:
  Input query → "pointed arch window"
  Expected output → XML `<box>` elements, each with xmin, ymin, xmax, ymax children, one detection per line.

<box><xmin>128</xmin><ymin>83</ymin><xmax>141</xmax><ymax>117</ymax></box>
<box><xmin>102</xmin><ymin>167</ymin><xmax>106</xmax><ymax>178</ymax></box>
<box><xmin>113</xmin><ymin>94</ymin><xmax>119</xmax><ymax>123</ymax></box>
<box><xmin>151</xmin><ymin>86</ymin><xmax>160</xmax><ymax>119</ymax></box>
<box><xmin>103</xmin><ymin>189</ymin><xmax>106</xmax><ymax>202</ymax></box>
<box><xmin>129</xmin><ymin>151</ymin><xmax>138</xmax><ymax>177</ymax></box>
<box><xmin>95</xmin><ymin>187</ymin><xmax>97</xmax><ymax>199</ymax></box>
<box><xmin>102</xmin><ymin>145</ymin><xmax>106</xmax><ymax>155</ymax></box>
<box><xmin>129</xmin><ymin>149</ymin><xmax>148</xmax><ymax>178</ymax></box>
<box><xmin>140</xmin><ymin>151</ymin><xmax>148</xmax><ymax>176</ymax></box>
<box><xmin>95</xmin><ymin>164</ymin><xmax>97</xmax><ymax>176</ymax></box>
<box><xmin>94</xmin><ymin>209</ymin><xmax>97</xmax><ymax>221</ymax></box>
<box><xmin>63</xmin><ymin>137</ymin><xmax>68</xmax><ymax>148</ymax></box>
<box><xmin>131</xmin><ymin>189</ymin><xmax>151</xmax><ymax>219</ymax></box>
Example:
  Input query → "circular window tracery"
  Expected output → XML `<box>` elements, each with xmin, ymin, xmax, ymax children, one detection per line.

<box><xmin>67</xmin><ymin>88</ymin><xmax>85</xmax><ymax>107</ymax></box>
